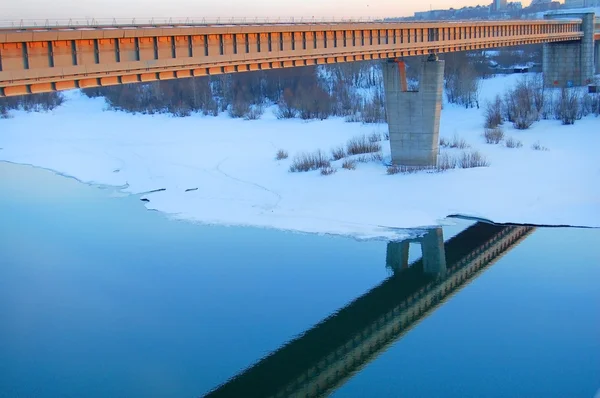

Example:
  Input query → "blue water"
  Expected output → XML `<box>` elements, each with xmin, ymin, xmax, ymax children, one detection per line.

<box><xmin>0</xmin><ymin>162</ymin><xmax>599</xmax><ymax>398</ymax></box>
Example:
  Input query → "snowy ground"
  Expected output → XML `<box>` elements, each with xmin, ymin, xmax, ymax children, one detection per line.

<box><xmin>0</xmin><ymin>74</ymin><xmax>599</xmax><ymax>240</ymax></box>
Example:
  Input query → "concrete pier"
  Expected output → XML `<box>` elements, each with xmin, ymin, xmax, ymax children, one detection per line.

<box><xmin>543</xmin><ymin>12</ymin><xmax>595</xmax><ymax>87</ymax></box>
<box><xmin>385</xmin><ymin>227</ymin><xmax>447</xmax><ymax>276</ymax></box>
<box><xmin>386</xmin><ymin>241</ymin><xmax>410</xmax><ymax>273</ymax></box>
<box><xmin>421</xmin><ymin>228</ymin><xmax>447</xmax><ymax>276</ymax></box>
<box><xmin>382</xmin><ymin>56</ymin><xmax>445</xmax><ymax>167</ymax></box>
<box><xmin>594</xmin><ymin>40</ymin><xmax>600</xmax><ymax>74</ymax></box>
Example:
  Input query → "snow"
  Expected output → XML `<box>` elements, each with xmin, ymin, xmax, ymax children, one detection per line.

<box><xmin>1</xmin><ymin>73</ymin><xmax>599</xmax><ymax>240</ymax></box>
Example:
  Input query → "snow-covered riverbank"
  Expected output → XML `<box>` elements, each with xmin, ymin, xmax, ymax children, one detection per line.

<box><xmin>1</xmin><ymin>74</ymin><xmax>598</xmax><ymax>239</ymax></box>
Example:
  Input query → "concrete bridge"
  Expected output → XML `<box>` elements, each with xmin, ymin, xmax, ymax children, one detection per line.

<box><xmin>204</xmin><ymin>222</ymin><xmax>535</xmax><ymax>398</ymax></box>
<box><xmin>0</xmin><ymin>14</ymin><xmax>598</xmax><ymax>166</ymax></box>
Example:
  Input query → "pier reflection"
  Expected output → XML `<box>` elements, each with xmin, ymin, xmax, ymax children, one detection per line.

<box><xmin>205</xmin><ymin>222</ymin><xmax>535</xmax><ymax>398</ymax></box>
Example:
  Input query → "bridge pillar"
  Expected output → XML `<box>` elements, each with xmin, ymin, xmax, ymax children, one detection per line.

<box><xmin>595</xmin><ymin>40</ymin><xmax>600</xmax><ymax>75</ymax></box>
<box><xmin>543</xmin><ymin>12</ymin><xmax>596</xmax><ymax>87</ymax></box>
<box><xmin>421</xmin><ymin>228</ymin><xmax>447</xmax><ymax>276</ymax></box>
<box><xmin>386</xmin><ymin>241</ymin><xmax>410</xmax><ymax>273</ymax></box>
<box><xmin>382</xmin><ymin>56</ymin><xmax>445</xmax><ymax>167</ymax></box>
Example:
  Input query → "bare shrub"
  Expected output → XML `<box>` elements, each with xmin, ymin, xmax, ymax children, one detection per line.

<box><xmin>450</xmin><ymin>134</ymin><xmax>470</xmax><ymax>149</ymax></box>
<box><xmin>228</xmin><ymin>99</ymin><xmax>251</xmax><ymax>118</ymax></box>
<box><xmin>347</xmin><ymin>135</ymin><xmax>382</xmax><ymax>155</ymax></box>
<box><xmin>345</xmin><ymin>113</ymin><xmax>362</xmax><ymax>123</ymax></box>
<box><xmin>504</xmin><ymin>77</ymin><xmax>540</xmax><ymax>130</ymax></box>
<box><xmin>0</xmin><ymin>92</ymin><xmax>64</xmax><ymax>113</ymax></box>
<box><xmin>342</xmin><ymin>159</ymin><xmax>357</xmax><ymax>170</ymax></box>
<box><xmin>275</xmin><ymin>149</ymin><xmax>289</xmax><ymax>160</ymax></box>
<box><xmin>444</xmin><ymin>52</ymin><xmax>481</xmax><ymax>108</ymax></box>
<box><xmin>505</xmin><ymin>137</ymin><xmax>523</xmax><ymax>149</ymax></box>
<box><xmin>245</xmin><ymin>104</ymin><xmax>264</xmax><ymax>120</ymax></box>
<box><xmin>360</xmin><ymin>90</ymin><xmax>386</xmax><ymax>123</ymax></box>
<box><xmin>484</xmin><ymin>127</ymin><xmax>504</xmax><ymax>144</ymax></box>
<box><xmin>368</xmin><ymin>132</ymin><xmax>381</xmax><ymax>143</ymax></box>
<box><xmin>387</xmin><ymin>165</ymin><xmax>404</xmax><ymax>175</ymax></box>
<box><xmin>331</xmin><ymin>146</ymin><xmax>346</xmax><ymax>161</ymax></box>
<box><xmin>580</xmin><ymin>93</ymin><xmax>595</xmax><ymax>117</ymax></box>
<box><xmin>459</xmin><ymin>150</ymin><xmax>490</xmax><ymax>168</ymax></box>
<box><xmin>355</xmin><ymin>155</ymin><xmax>372</xmax><ymax>163</ymax></box>
<box><xmin>531</xmin><ymin>141</ymin><xmax>549</xmax><ymax>151</ymax></box>
<box><xmin>320</xmin><ymin>166</ymin><xmax>337</xmax><ymax>176</ymax></box>
<box><xmin>289</xmin><ymin>150</ymin><xmax>330</xmax><ymax>172</ymax></box>
<box><xmin>0</xmin><ymin>105</ymin><xmax>10</xmax><ymax>119</ymax></box>
<box><xmin>370</xmin><ymin>152</ymin><xmax>384</xmax><ymax>162</ymax></box>
<box><xmin>554</xmin><ymin>88</ymin><xmax>581</xmax><ymax>125</ymax></box>
<box><xmin>437</xmin><ymin>152</ymin><xmax>458</xmax><ymax>171</ymax></box>
<box><xmin>484</xmin><ymin>95</ymin><xmax>503</xmax><ymax>128</ymax></box>
<box><xmin>387</xmin><ymin>165</ymin><xmax>430</xmax><ymax>175</ymax></box>
<box><xmin>275</xmin><ymin>95</ymin><xmax>297</xmax><ymax>119</ymax></box>
<box><xmin>439</xmin><ymin>137</ymin><xmax>450</xmax><ymax>148</ymax></box>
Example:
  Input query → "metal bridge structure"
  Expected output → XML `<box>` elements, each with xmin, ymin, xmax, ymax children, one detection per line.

<box><xmin>0</xmin><ymin>17</ymin><xmax>595</xmax><ymax>96</ymax></box>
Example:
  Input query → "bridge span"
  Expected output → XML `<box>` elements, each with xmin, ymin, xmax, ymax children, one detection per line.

<box><xmin>0</xmin><ymin>19</ymin><xmax>587</xmax><ymax>97</ymax></box>
<box><xmin>205</xmin><ymin>222</ymin><xmax>535</xmax><ymax>398</ymax></box>
<box><xmin>0</xmin><ymin>14</ymin><xmax>597</xmax><ymax>167</ymax></box>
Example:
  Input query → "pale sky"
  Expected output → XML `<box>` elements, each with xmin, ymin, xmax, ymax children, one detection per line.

<box><xmin>2</xmin><ymin>0</ymin><xmax>537</xmax><ymax>21</ymax></box>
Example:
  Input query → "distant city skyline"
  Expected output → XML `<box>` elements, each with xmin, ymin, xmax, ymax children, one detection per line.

<box><xmin>2</xmin><ymin>0</ymin><xmax>544</xmax><ymax>20</ymax></box>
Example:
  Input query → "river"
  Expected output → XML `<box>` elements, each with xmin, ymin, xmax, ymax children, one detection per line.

<box><xmin>0</xmin><ymin>161</ymin><xmax>598</xmax><ymax>398</ymax></box>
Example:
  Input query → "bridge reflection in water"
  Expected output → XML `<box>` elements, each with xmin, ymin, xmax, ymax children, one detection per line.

<box><xmin>204</xmin><ymin>222</ymin><xmax>535</xmax><ymax>398</ymax></box>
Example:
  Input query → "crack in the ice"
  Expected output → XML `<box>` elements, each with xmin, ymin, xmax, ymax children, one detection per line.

<box><xmin>215</xmin><ymin>157</ymin><xmax>282</xmax><ymax>212</ymax></box>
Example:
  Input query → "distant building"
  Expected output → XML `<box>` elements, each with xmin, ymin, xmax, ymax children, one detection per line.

<box><xmin>492</xmin><ymin>0</ymin><xmax>508</xmax><ymax>11</ymax></box>
<box><xmin>564</xmin><ymin>0</ymin><xmax>586</xmax><ymax>8</ymax></box>
<box><xmin>510</xmin><ymin>2</ymin><xmax>523</xmax><ymax>9</ymax></box>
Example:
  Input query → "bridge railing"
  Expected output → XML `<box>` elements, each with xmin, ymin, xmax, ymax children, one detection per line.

<box><xmin>1</xmin><ymin>16</ymin><xmax>591</xmax><ymax>30</ymax></box>
<box><xmin>0</xmin><ymin>17</ymin><xmax>395</xmax><ymax>29</ymax></box>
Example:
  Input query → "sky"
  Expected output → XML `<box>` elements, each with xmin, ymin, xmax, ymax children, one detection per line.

<box><xmin>2</xmin><ymin>0</ymin><xmax>537</xmax><ymax>21</ymax></box>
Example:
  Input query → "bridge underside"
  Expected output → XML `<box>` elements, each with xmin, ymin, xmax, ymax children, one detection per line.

<box><xmin>0</xmin><ymin>19</ymin><xmax>585</xmax><ymax>97</ymax></box>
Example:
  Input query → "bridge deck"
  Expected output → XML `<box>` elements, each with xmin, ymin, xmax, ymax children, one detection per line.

<box><xmin>0</xmin><ymin>19</ymin><xmax>585</xmax><ymax>96</ymax></box>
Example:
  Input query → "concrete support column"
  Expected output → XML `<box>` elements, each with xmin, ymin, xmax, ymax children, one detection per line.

<box><xmin>595</xmin><ymin>40</ymin><xmax>600</xmax><ymax>75</ymax></box>
<box><xmin>421</xmin><ymin>228</ymin><xmax>447</xmax><ymax>276</ymax></box>
<box><xmin>386</xmin><ymin>241</ymin><xmax>410</xmax><ymax>273</ymax></box>
<box><xmin>382</xmin><ymin>56</ymin><xmax>445</xmax><ymax>167</ymax></box>
<box><xmin>543</xmin><ymin>12</ymin><xmax>595</xmax><ymax>87</ymax></box>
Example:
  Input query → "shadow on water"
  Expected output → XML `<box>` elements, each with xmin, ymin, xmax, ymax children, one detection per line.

<box><xmin>448</xmin><ymin>213</ymin><xmax>598</xmax><ymax>230</ymax></box>
<box><xmin>204</xmin><ymin>222</ymin><xmax>536</xmax><ymax>398</ymax></box>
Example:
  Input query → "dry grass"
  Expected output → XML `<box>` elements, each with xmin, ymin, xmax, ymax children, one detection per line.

<box><xmin>505</xmin><ymin>137</ymin><xmax>523</xmax><ymax>149</ymax></box>
<box><xmin>320</xmin><ymin>166</ymin><xmax>337</xmax><ymax>176</ymax></box>
<box><xmin>484</xmin><ymin>127</ymin><xmax>504</xmax><ymax>144</ymax></box>
<box><xmin>437</xmin><ymin>152</ymin><xmax>458</xmax><ymax>171</ymax></box>
<box><xmin>387</xmin><ymin>165</ymin><xmax>406</xmax><ymax>175</ymax></box>
<box><xmin>275</xmin><ymin>149</ymin><xmax>289</xmax><ymax>160</ymax></box>
<box><xmin>370</xmin><ymin>152</ymin><xmax>384</xmax><ymax>162</ymax></box>
<box><xmin>368</xmin><ymin>132</ymin><xmax>381</xmax><ymax>143</ymax></box>
<box><xmin>331</xmin><ymin>146</ymin><xmax>346</xmax><ymax>161</ymax></box>
<box><xmin>459</xmin><ymin>150</ymin><xmax>490</xmax><ymax>168</ymax></box>
<box><xmin>531</xmin><ymin>141</ymin><xmax>549</xmax><ymax>151</ymax></box>
<box><xmin>342</xmin><ymin>159</ymin><xmax>357</xmax><ymax>170</ymax></box>
<box><xmin>347</xmin><ymin>135</ymin><xmax>382</xmax><ymax>155</ymax></box>
<box><xmin>387</xmin><ymin>150</ymin><xmax>489</xmax><ymax>175</ymax></box>
<box><xmin>289</xmin><ymin>150</ymin><xmax>330</xmax><ymax>172</ymax></box>
<box><xmin>439</xmin><ymin>137</ymin><xmax>450</xmax><ymax>148</ymax></box>
<box><xmin>450</xmin><ymin>134</ymin><xmax>470</xmax><ymax>149</ymax></box>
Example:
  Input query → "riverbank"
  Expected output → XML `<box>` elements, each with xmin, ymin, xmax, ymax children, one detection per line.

<box><xmin>0</xmin><ymin>73</ymin><xmax>599</xmax><ymax>239</ymax></box>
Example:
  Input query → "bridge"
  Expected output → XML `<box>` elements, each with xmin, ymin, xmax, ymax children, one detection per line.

<box><xmin>204</xmin><ymin>222</ymin><xmax>535</xmax><ymax>398</ymax></box>
<box><xmin>0</xmin><ymin>14</ymin><xmax>598</xmax><ymax>167</ymax></box>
